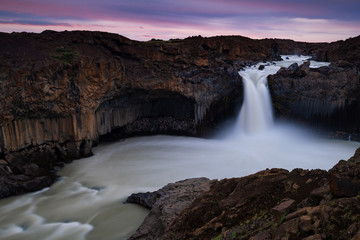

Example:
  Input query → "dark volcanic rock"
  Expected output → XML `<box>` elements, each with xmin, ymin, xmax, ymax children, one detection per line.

<box><xmin>127</xmin><ymin>192</ymin><xmax>162</xmax><ymax>209</ymax></box>
<box><xmin>129</xmin><ymin>148</ymin><xmax>360</xmax><ymax>240</ymax></box>
<box><xmin>0</xmin><ymin>31</ymin><xmax>326</xmax><ymax>198</ymax></box>
<box><xmin>315</xmin><ymin>35</ymin><xmax>360</xmax><ymax>68</ymax></box>
<box><xmin>268</xmin><ymin>62</ymin><xmax>360</xmax><ymax>134</ymax></box>
<box><xmin>288</xmin><ymin>62</ymin><xmax>299</xmax><ymax>71</ymax></box>
<box><xmin>127</xmin><ymin>178</ymin><xmax>212</xmax><ymax>240</ymax></box>
<box><xmin>0</xmin><ymin>30</ymin><xmax>360</xmax><ymax>198</ymax></box>
<box><xmin>258</xmin><ymin>65</ymin><xmax>265</xmax><ymax>70</ymax></box>
<box><xmin>328</xmin><ymin>148</ymin><xmax>360</xmax><ymax>197</ymax></box>
<box><xmin>0</xmin><ymin>142</ymin><xmax>90</xmax><ymax>198</ymax></box>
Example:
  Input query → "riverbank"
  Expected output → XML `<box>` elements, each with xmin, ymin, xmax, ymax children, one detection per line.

<box><xmin>0</xmin><ymin>130</ymin><xmax>358</xmax><ymax>239</ymax></box>
<box><xmin>127</xmin><ymin>146</ymin><xmax>360</xmax><ymax>240</ymax></box>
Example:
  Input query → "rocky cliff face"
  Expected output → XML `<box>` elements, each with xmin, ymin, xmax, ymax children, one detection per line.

<box><xmin>268</xmin><ymin>61</ymin><xmax>360</xmax><ymax>135</ymax></box>
<box><xmin>0</xmin><ymin>31</ymin><xmax>359</xmax><ymax>198</ymax></box>
<box><xmin>128</xmin><ymin>148</ymin><xmax>360</xmax><ymax>240</ymax></box>
<box><xmin>0</xmin><ymin>31</ymin><xmax>284</xmax><ymax>155</ymax></box>
<box><xmin>314</xmin><ymin>35</ymin><xmax>360</xmax><ymax>68</ymax></box>
<box><xmin>0</xmin><ymin>31</ymin><xmax>302</xmax><ymax>197</ymax></box>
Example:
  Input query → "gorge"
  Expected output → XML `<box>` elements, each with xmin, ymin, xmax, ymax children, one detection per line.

<box><xmin>0</xmin><ymin>31</ymin><xmax>360</xmax><ymax>239</ymax></box>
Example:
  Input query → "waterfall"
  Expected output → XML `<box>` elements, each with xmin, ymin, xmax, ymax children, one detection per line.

<box><xmin>236</xmin><ymin>55</ymin><xmax>311</xmax><ymax>134</ymax></box>
<box><xmin>238</xmin><ymin>68</ymin><xmax>274</xmax><ymax>133</ymax></box>
<box><xmin>0</xmin><ymin>55</ymin><xmax>350</xmax><ymax>240</ymax></box>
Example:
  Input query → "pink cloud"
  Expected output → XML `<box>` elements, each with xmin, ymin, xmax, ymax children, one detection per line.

<box><xmin>1</xmin><ymin>16</ymin><xmax>359</xmax><ymax>43</ymax></box>
<box><xmin>0</xmin><ymin>0</ymin><xmax>359</xmax><ymax>42</ymax></box>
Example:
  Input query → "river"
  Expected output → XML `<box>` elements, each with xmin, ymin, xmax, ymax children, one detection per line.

<box><xmin>0</xmin><ymin>56</ymin><xmax>358</xmax><ymax>240</ymax></box>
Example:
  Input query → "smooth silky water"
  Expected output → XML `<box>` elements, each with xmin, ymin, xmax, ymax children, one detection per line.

<box><xmin>0</xmin><ymin>56</ymin><xmax>358</xmax><ymax>240</ymax></box>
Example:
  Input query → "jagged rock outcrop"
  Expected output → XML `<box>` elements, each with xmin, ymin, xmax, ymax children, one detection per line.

<box><xmin>314</xmin><ymin>35</ymin><xmax>360</xmax><ymax>68</ymax></box>
<box><xmin>127</xmin><ymin>178</ymin><xmax>213</xmax><ymax>239</ymax></box>
<box><xmin>268</xmin><ymin>61</ymin><xmax>360</xmax><ymax>135</ymax></box>
<box><xmin>128</xmin><ymin>147</ymin><xmax>360</xmax><ymax>240</ymax></box>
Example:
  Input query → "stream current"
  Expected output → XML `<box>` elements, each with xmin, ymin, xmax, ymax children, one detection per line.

<box><xmin>0</xmin><ymin>56</ymin><xmax>358</xmax><ymax>240</ymax></box>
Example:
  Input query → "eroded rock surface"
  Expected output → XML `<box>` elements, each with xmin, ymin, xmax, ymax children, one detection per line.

<box><xmin>269</xmin><ymin>61</ymin><xmax>360</xmax><ymax>134</ymax></box>
<box><xmin>0</xmin><ymin>31</ymin><xmax>359</xmax><ymax>198</ymax></box>
<box><xmin>0</xmin><ymin>31</ymin><xmax>312</xmax><ymax>198</ymax></box>
<box><xmin>129</xmin><ymin>148</ymin><xmax>360</xmax><ymax>240</ymax></box>
<box><xmin>127</xmin><ymin>178</ymin><xmax>213</xmax><ymax>240</ymax></box>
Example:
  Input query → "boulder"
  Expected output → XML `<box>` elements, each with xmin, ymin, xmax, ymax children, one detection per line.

<box><xmin>128</xmin><ymin>148</ymin><xmax>360</xmax><ymax>240</ymax></box>
<box><xmin>127</xmin><ymin>178</ymin><xmax>212</xmax><ymax>240</ymax></box>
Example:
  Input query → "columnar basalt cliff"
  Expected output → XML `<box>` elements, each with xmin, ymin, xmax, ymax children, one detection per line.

<box><xmin>0</xmin><ymin>31</ymin><xmax>359</xmax><ymax>198</ymax></box>
<box><xmin>0</xmin><ymin>31</ymin><xmax>295</xmax><ymax>197</ymax></box>
<box><xmin>0</xmin><ymin>31</ymin><xmax>283</xmax><ymax>156</ymax></box>
<box><xmin>268</xmin><ymin>59</ymin><xmax>360</xmax><ymax>136</ymax></box>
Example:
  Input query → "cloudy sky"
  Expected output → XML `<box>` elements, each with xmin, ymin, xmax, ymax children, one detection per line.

<box><xmin>0</xmin><ymin>0</ymin><xmax>359</xmax><ymax>42</ymax></box>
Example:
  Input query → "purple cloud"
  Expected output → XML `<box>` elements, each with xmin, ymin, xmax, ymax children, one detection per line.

<box><xmin>0</xmin><ymin>0</ymin><xmax>359</xmax><ymax>42</ymax></box>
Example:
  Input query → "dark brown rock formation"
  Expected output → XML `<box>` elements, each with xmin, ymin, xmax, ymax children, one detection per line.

<box><xmin>0</xmin><ymin>31</ymin><xmax>312</xmax><ymax>198</ymax></box>
<box><xmin>127</xmin><ymin>178</ymin><xmax>213</xmax><ymax>240</ymax></box>
<box><xmin>129</xmin><ymin>147</ymin><xmax>360</xmax><ymax>240</ymax></box>
<box><xmin>0</xmin><ymin>30</ymin><xmax>359</xmax><ymax>198</ymax></box>
<box><xmin>268</xmin><ymin>61</ymin><xmax>360</xmax><ymax>135</ymax></box>
<box><xmin>314</xmin><ymin>35</ymin><xmax>360</xmax><ymax>68</ymax></box>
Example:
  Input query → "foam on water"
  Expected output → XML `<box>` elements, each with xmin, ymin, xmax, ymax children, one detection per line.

<box><xmin>0</xmin><ymin>55</ymin><xmax>358</xmax><ymax>240</ymax></box>
<box><xmin>310</xmin><ymin>60</ymin><xmax>331</xmax><ymax>68</ymax></box>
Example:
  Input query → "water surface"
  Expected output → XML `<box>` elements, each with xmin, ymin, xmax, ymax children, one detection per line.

<box><xmin>0</xmin><ymin>55</ymin><xmax>357</xmax><ymax>240</ymax></box>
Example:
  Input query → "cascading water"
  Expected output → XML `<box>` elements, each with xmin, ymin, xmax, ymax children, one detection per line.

<box><xmin>237</xmin><ymin>67</ymin><xmax>274</xmax><ymax>133</ymax></box>
<box><xmin>0</xmin><ymin>56</ymin><xmax>355</xmax><ymax>240</ymax></box>
<box><xmin>237</xmin><ymin>55</ymin><xmax>312</xmax><ymax>134</ymax></box>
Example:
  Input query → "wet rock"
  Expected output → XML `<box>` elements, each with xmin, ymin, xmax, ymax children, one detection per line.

<box><xmin>258</xmin><ymin>65</ymin><xmax>265</xmax><ymax>70</ymax></box>
<box><xmin>0</xmin><ymin>174</ymin><xmax>54</xmax><ymax>198</ymax></box>
<box><xmin>127</xmin><ymin>192</ymin><xmax>162</xmax><ymax>209</ymax></box>
<box><xmin>21</xmin><ymin>163</ymin><xmax>42</xmax><ymax>176</ymax></box>
<box><xmin>287</xmin><ymin>62</ymin><xmax>299</xmax><ymax>71</ymax></box>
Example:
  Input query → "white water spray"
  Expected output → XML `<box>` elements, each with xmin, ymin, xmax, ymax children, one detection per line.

<box><xmin>237</xmin><ymin>55</ymin><xmax>311</xmax><ymax>134</ymax></box>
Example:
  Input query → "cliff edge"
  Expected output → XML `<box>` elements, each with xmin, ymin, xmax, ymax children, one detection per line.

<box><xmin>0</xmin><ymin>31</ymin><xmax>359</xmax><ymax>198</ymax></box>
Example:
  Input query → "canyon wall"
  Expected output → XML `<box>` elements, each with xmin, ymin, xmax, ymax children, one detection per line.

<box><xmin>0</xmin><ymin>31</ymin><xmax>288</xmax><ymax>197</ymax></box>
<box><xmin>0</xmin><ymin>30</ymin><xmax>359</xmax><ymax>197</ymax></box>
<box><xmin>269</xmin><ymin>60</ymin><xmax>360</xmax><ymax>136</ymax></box>
<box><xmin>1</xmin><ymin>31</ymin><xmax>306</xmax><ymax>156</ymax></box>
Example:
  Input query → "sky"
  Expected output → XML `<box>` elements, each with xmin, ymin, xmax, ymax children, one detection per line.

<box><xmin>0</xmin><ymin>0</ymin><xmax>359</xmax><ymax>42</ymax></box>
